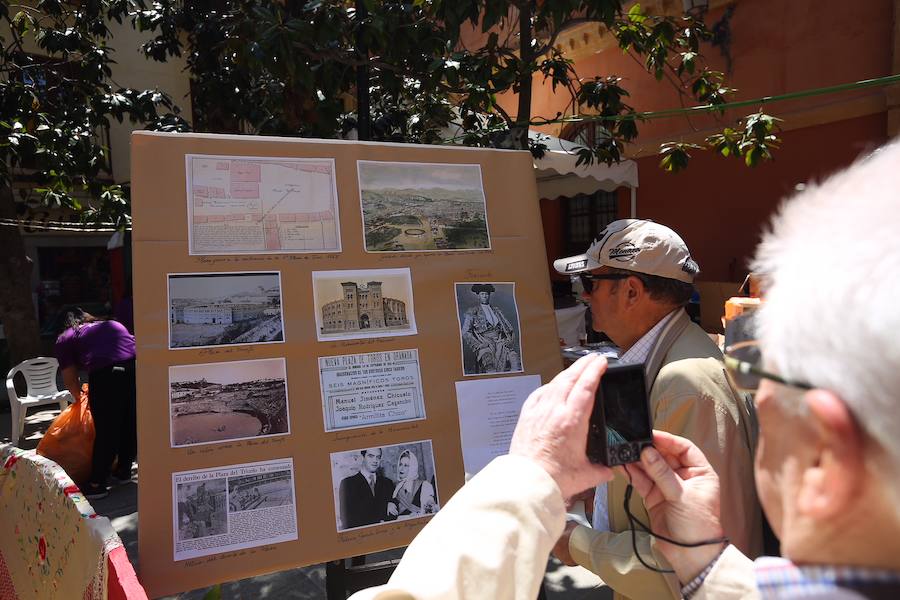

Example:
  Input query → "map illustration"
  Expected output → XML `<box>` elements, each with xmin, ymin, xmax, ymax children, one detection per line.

<box><xmin>187</xmin><ymin>155</ymin><xmax>341</xmax><ymax>255</ymax></box>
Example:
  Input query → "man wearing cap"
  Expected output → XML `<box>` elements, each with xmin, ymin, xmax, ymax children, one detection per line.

<box><xmin>461</xmin><ymin>283</ymin><xmax>521</xmax><ymax>375</ymax></box>
<box><xmin>551</xmin><ymin>219</ymin><xmax>762</xmax><ymax>599</ymax></box>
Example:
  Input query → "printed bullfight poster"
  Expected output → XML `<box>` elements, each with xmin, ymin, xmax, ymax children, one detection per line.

<box><xmin>132</xmin><ymin>131</ymin><xmax>562</xmax><ymax>597</ymax></box>
<box><xmin>319</xmin><ymin>349</ymin><xmax>426</xmax><ymax>432</ymax></box>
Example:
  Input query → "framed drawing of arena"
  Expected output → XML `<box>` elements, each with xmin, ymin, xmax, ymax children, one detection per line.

<box><xmin>312</xmin><ymin>268</ymin><xmax>417</xmax><ymax>341</ymax></box>
<box><xmin>330</xmin><ymin>440</ymin><xmax>439</xmax><ymax>533</ymax></box>
<box><xmin>358</xmin><ymin>160</ymin><xmax>491</xmax><ymax>252</ymax></box>
<box><xmin>167</xmin><ymin>271</ymin><xmax>285</xmax><ymax>350</ymax></box>
<box><xmin>454</xmin><ymin>282</ymin><xmax>524</xmax><ymax>376</ymax></box>
<box><xmin>169</xmin><ymin>358</ymin><xmax>290</xmax><ymax>448</ymax></box>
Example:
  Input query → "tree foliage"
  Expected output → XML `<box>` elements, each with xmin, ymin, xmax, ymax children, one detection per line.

<box><xmin>135</xmin><ymin>0</ymin><xmax>779</xmax><ymax>171</ymax></box>
<box><xmin>0</xmin><ymin>0</ymin><xmax>187</xmax><ymax>365</ymax></box>
<box><xmin>0</xmin><ymin>0</ymin><xmax>188</xmax><ymax>225</ymax></box>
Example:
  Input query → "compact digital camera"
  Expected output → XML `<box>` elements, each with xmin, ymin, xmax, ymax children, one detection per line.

<box><xmin>586</xmin><ymin>362</ymin><xmax>654</xmax><ymax>467</ymax></box>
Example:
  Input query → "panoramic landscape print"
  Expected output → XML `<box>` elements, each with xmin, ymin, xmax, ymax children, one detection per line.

<box><xmin>358</xmin><ymin>160</ymin><xmax>490</xmax><ymax>252</ymax></box>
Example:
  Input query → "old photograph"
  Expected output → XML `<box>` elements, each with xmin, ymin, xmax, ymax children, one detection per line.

<box><xmin>175</xmin><ymin>478</ymin><xmax>228</xmax><ymax>542</ymax></box>
<box><xmin>331</xmin><ymin>440</ymin><xmax>439</xmax><ymax>532</ymax></box>
<box><xmin>172</xmin><ymin>459</ymin><xmax>298</xmax><ymax>561</ymax></box>
<box><xmin>455</xmin><ymin>282</ymin><xmax>524</xmax><ymax>376</ymax></box>
<box><xmin>358</xmin><ymin>161</ymin><xmax>491</xmax><ymax>252</ymax></box>
<box><xmin>187</xmin><ymin>155</ymin><xmax>341</xmax><ymax>255</ymax></box>
<box><xmin>312</xmin><ymin>268</ymin><xmax>417</xmax><ymax>342</ymax></box>
<box><xmin>169</xmin><ymin>358</ymin><xmax>289</xmax><ymax>448</ymax></box>
<box><xmin>168</xmin><ymin>271</ymin><xmax>285</xmax><ymax>349</ymax></box>
<box><xmin>228</xmin><ymin>470</ymin><xmax>294</xmax><ymax>512</ymax></box>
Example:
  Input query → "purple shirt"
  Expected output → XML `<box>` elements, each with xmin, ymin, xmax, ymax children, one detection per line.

<box><xmin>55</xmin><ymin>320</ymin><xmax>136</xmax><ymax>373</ymax></box>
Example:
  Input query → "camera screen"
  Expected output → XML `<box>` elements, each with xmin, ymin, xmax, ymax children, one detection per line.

<box><xmin>601</xmin><ymin>366</ymin><xmax>652</xmax><ymax>444</ymax></box>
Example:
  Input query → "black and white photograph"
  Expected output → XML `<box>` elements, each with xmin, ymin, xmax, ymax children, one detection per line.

<box><xmin>168</xmin><ymin>271</ymin><xmax>285</xmax><ymax>349</ymax></box>
<box><xmin>175</xmin><ymin>478</ymin><xmax>228</xmax><ymax>542</ymax></box>
<box><xmin>454</xmin><ymin>282</ymin><xmax>524</xmax><ymax>376</ymax></box>
<box><xmin>331</xmin><ymin>440</ymin><xmax>439</xmax><ymax>532</ymax></box>
<box><xmin>312</xmin><ymin>268</ymin><xmax>417</xmax><ymax>342</ymax></box>
<box><xmin>228</xmin><ymin>470</ymin><xmax>294</xmax><ymax>512</ymax></box>
<box><xmin>172</xmin><ymin>459</ymin><xmax>298</xmax><ymax>562</ymax></box>
<box><xmin>169</xmin><ymin>358</ymin><xmax>290</xmax><ymax>448</ymax></box>
<box><xmin>358</xmin><ymin>161</ymin><xmax>491</xmax><ymax>252</ymax></box>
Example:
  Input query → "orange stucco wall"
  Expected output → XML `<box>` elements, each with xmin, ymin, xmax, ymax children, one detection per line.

<box><xmin>635</xmin><ymin>112</ymin><xmax>888</xmax><ymax>282</ymax></box>
<box><xmin>502</xmin><ymin>0</ymin><xmax>893</xmax><ymax>144</ymax></box>
<box><xmin>518</xmin><ymin>0</ymin><xmax>894</xmax><ymax>283</ymax></box>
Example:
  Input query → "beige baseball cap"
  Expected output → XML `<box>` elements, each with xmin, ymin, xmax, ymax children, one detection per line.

<box><xmin>553</xmin><ymin>219</ymin><xmax>699</xmax><ymax>283</ymax></box>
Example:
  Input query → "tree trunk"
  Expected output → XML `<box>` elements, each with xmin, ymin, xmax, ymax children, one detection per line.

<box><xmin>513</xmin><ymin>1</ymin><xmax>535</xmax><ymax>150</ymax></box>
<box><xmin>0</xmin><ymin>185</ymin><xmax>42</xmax><ymax>368</ymax></box>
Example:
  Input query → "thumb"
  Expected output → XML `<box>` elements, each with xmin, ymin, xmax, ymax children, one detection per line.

<box><xmin>640</xmin><ymin>447</ymin><xmax>683</xmax><ymax>502</ymax></box>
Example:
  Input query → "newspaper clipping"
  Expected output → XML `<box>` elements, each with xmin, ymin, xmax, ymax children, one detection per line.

<box><xmin>319</xmin><ymin>349</ymin><xmax>426</xmax><ymax>431</ymax></box>
<box><xmin>172</xmin><ymin>458</ymin><xmax>297</xmax><ymax>561</ymax></box>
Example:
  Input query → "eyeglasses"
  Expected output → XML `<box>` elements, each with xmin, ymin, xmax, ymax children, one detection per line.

<box><xmin>723</xmin><ymin>340</ymin><xmax>812</xmax><ymax>392</ymax></box>
<box><xmin>578</xmin><ymin>273</ymin><xmax>631</xmax><ymax>293</ymax></box>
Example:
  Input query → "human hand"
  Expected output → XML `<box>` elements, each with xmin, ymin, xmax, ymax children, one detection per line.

<box><xmin>624</xmin><ymin>430</ymin><xmax>725</xmax><ymax>582</ymax></box>
<box><xmin>510</xmin><ymin>354</ymin><xmax>612</xmax><ymax>498</ymax></box>
<box><xmin>550</xmin><ymin>521</ymin><xmax>580</xmax><ymax>566</ymax></box>
<box><xmin>387</xmin><ymin>502</ymin><xmax>398</xmax><ymax>517</ymax></box>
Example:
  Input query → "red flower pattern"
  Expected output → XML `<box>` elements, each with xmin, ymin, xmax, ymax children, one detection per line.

<box><xmin>38</xmin><ymin>537</ymin><xmax>46</xmax><ymax>562</ymax></box>
<box><xmin>3</xmin><ymin>455</ymin><xmax>19</xmax><ymax>469</ymax></box>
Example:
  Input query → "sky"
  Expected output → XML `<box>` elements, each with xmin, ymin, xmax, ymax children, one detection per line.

<box><xmin>358</xmin><ymin>161</ymin><xmax>484</xmax><ymax>191</ymax></box>
<box><xmin>169</xmin><ymin>273</ymin><xmax>280</xmax><ymax>300</ymax></box>
<box><xmin>313</xmin><ymin>269</ymin><xmax>414</xmax><ymax>306</ymax></box>
<box><xmin>170</xmin><ymin>358</ymin><xmax>285</xmax><ymax>385</ymax></box>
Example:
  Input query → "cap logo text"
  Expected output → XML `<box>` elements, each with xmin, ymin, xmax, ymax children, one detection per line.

<box><xmin>565</xmin><ymin>259</ymin><xmax>588</xmax><ymax>272</ymax></box>
<box><xmin>609</xmin><ymin>242</ymin><xmax>639</xmax><ymax>262</ymax></box>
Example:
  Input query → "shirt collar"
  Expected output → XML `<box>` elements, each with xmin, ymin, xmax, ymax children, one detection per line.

<box><xmin>619</xmin><ymin>309</ymin><xmax>680</xmax><ymax>366</ymax></box>
<box><xmin>754</xmin><ymin>557</ymin><xmax>900</xmax><ymax>598</ymax></box>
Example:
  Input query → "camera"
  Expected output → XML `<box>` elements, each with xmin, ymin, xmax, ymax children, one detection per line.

<box><xmin>586</xmin><ymin>362</ymin><xmax>654</xmax><ymax>466</ymax></box>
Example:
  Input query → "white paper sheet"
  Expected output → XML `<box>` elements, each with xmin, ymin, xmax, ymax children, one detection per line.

<box><xmin>454</xmin><ymin>375</ymin><xmax>542</xmax><ymax>477</ymax></box>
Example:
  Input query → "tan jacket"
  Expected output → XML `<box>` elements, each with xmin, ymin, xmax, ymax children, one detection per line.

<box><xmin>568</xmin><ymin>310</ymin><xmax>763</xmax><ymax>599</ymax></box>
<box><xmin>348</xmin><ymin>455</ymin><xmax>566</xmax><ymax>600</ymax></box>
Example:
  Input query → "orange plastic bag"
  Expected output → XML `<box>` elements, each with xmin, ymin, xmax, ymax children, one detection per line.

<box><xmin>36</xmin><ymin>385</ymin><xmax>95</xmax><ymax>484</ymax></box>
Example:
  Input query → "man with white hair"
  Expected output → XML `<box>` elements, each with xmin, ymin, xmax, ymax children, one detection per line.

<box><xmin>626</xmin><ymin>140</ymin><xmax>900</xmax><ymax>598</ymax></box>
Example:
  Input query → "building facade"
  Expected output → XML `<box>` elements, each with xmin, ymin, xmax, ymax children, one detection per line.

<box><xmin>321</xmin><ymin>281</ymin><xmax>408</xmax><ymax>333</ymax></box>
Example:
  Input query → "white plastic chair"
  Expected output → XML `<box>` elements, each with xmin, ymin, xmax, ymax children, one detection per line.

<box><xmin>6</xmin><ymin>357</ymin><xmax>74</xmax><ymax>444</ymax></box>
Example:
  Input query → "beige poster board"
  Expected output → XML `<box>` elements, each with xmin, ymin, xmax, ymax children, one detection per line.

<box><xmin>131</xmin><ymin>131</ymin><xmax>563</xmax><ymax>597</ymax></box>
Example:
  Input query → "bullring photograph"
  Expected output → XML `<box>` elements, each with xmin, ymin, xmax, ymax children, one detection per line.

<box><xmin>358</xmin><ymin>160</ymin><xmax>491</xmax><ymax>252</ymax></box>
<box><xmin>168</xmin><ymin>271</ymin><xmax>285</xmax><ymax>349</ymax></box>
<box><xmin>311</xmin><ymin>268</ymin><xmax>417</xmax><ymax>342</ymax></box>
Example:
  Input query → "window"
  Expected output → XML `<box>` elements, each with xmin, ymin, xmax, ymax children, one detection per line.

<box><xmin>564</xmin><ymin>190</ymin><xmax>618</xmax><ymax>256</ymax></box>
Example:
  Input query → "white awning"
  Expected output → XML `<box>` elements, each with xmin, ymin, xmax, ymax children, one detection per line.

<box><xmin>531</xmin><ymin>131</ymin><xmax>638</xmax><ymax>199</ymax></box>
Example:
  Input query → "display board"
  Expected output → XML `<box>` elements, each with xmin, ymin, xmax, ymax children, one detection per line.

<box><xmin>131</xmin><ymin>131</ymin><xmax>563</xmax><ymax>598</ymax></box>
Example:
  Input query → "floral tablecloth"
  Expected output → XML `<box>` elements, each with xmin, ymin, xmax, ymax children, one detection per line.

<box><xmin>0</xmin><ymin>444</ymin><xmax>121</xmax><ymax>600</ymax></box>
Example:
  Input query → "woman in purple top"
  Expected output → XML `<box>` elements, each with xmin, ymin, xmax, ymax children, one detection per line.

<box><xmin>55</xmin><ymin>308</ymin><xmax>136</xmax><ymax>499</ymax></box>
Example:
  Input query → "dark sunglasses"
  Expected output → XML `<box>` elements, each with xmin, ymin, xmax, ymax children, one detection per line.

<box><xmin>578</xmin><ymin>273</ymin><xmax>631</xmax><ymax>293</ymax></box>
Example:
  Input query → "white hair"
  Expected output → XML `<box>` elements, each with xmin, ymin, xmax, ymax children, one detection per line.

<box><xmin>753</xmin><ymin>140</ymin><xmax>900</xmax><ymax>472</ymax></box>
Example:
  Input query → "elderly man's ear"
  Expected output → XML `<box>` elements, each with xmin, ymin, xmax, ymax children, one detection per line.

<box><xmin>796</xmin><ymin>389</ymin><xmax>864</xmax><ymax>520</ymax></box>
